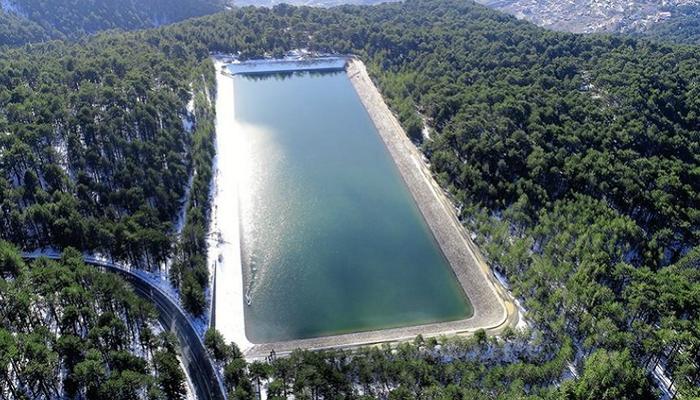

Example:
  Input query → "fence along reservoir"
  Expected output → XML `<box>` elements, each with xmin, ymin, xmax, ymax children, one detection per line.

<box><xmin>229</xmin><ymin>62</ymin><xmax>472</xmax><ymax>343</ymax></box>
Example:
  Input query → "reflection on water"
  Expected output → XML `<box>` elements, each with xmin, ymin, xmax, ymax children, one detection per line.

<box><xmin>233</xmin><ymin>71</ymin><xmax>472</xmax><ymax>343</ymax></box>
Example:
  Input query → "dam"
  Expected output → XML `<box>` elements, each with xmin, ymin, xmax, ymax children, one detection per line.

<box><xmin>211</xmin><ymin>57</ymin><xmax>511</xmax><ymax>354</ymax></box>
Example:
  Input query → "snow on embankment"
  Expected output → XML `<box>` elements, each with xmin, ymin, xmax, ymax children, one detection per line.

<box><xmin>208</xmin><ymin>61</ymin><xmax>253</xmax><ymax>352</ymax></box>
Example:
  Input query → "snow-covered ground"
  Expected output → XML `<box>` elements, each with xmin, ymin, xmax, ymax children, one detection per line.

<box><xmin>173</xmin><ymin>173</ymin><xmax>194</xmax><ymax>238</ymax></box>
<box><xmin>652</xmin><ymin>362</ymin><xmax>677</xmax><ymax>400</ymax></box>
<box><xmin>208</xmin><ymin>60</ymin><xmax>254</xmax><ymax>353</ymax></box>
<box><xmin>182</xmin><ymin>92</ymin><xmax>196</xmax><ymax>134</ymax></box>
<box><xmin>177</xmin><ymin>353</ymin><xmax>198</xmax><ymax>400</ymax></box>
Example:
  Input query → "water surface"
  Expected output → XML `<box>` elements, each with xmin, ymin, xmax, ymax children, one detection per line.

<box><xmin>232</xmin><ymin>70</ymin><xmax>472</xmax><ymax>342</ymax></box>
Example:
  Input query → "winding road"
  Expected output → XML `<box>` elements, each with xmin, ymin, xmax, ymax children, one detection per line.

<box><xmin>21</xmin><ymin>252</ymin><xmax>227</xmax><ymax>400</ymax></box>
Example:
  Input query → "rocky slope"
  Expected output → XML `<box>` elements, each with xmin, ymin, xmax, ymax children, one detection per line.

<box><xmin>476</xmin><ymin>0</ymin><xmax>700</xmax><ymax>34</ymax></box>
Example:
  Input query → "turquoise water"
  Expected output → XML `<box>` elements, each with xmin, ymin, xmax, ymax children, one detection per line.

<box><xmin>232</xmin><ymin>70</ymin><xmax>472</xmax><ymax>343</ymax></box>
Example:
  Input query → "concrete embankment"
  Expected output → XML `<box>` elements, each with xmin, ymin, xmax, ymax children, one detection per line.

<box><xmin>239</xmin><ymin>60</ymin><xmax>519</xmax><ymax>359</ymax></box>
<box><xmin>347</xmin><ymin>59</ymin><xmax>516</xmax><ymax>329</ymax></box>
<box><xmin>209</xmin><ymin>61</ymin><xmax>254</xmax><ymax>355</ymax></box>
<box><xmin>226</xmin><ymin>56</ymin><xmax>347</xmax><ymax>75</ymax></box>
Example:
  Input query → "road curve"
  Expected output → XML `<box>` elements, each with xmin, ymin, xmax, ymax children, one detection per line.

<box><xmin>22</xmin><ymin>252</ymin><xmax>227</xmax><ymax>400</ymax></box>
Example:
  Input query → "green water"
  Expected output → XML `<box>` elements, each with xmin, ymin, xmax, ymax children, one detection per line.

<box><xmin>233</xmin><ymin>71</ymin><xmax>472</xmax><ymax>343</ymax></box>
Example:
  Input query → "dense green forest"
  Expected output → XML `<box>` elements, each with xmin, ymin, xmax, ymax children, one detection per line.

<box><xmin>0</xmin><ymin>0</ymin><xmax>698</xmax><ymax>398</ymax></box>
<box><xmin>0</xmin><ymin>0</ymin><xmax>228</xmax><ymax>46</ymax></box>
<box><xmin>0</xmin><ymin>28</ymin><xmax>217</xmax><ymax>314</ymax></box>
<box><xmin>0</xmin><ymin>241</ymin><xmax>187</xmax><ymax>399</ymax></box>
<box><xmin>0</xmin><ymin>9</ymin><xmax>47</xmax><ymax>46</ymax></box>
<box><xmin>205</xmin><ymin>326</ymin><xmax>659</xmax><ymax>399</ymax></box>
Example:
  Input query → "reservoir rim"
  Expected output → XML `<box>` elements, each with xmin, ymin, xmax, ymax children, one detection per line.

<box><xmin>233</xmin><ymin>67</ymin><xmax>473</xmax><ymax>344</ymax></box>
<box><xmin>216</xmin><ymin>56</ymin><xmax>519</xmax><ymax>357</ymax></box>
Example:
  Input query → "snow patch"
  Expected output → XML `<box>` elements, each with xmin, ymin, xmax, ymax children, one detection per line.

<box><xmin>208</xmin><ymin>59</ymin><xmax>253</xmax><ymax>353</ymax></box>
<box><xmin>173</xmin><ymin>172</ymin><xmax>194</xmax><ymax>237</ymax></box>
<box><xmin>52</xmin><ymin>135</ymin><xmax>74</xmax><ymax>179</ymax></box>
<box><xmin>177</xmin><ymin>354</ymin><xmax>198</xmax><ymax>400</ymax></box>
<box><xmin>182</xmin><ymin>93</ymin><xmax>196</xmax><ymax>134</ymax></box>
<box><xmin>492</xmin><ymin>268</ymin><xmax>511</xmax><ymax>290</ymax></box>
<box><xmin>652</xmin><ymin>362</ymin><xmax>677</xmax><ymax>400</ymax></box>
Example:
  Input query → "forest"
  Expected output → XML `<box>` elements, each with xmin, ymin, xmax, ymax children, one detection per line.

<box><xmin>204</xmin><ymin>325</ymin><xmax>660</xmax><ymax>400</ymax></box>
<box><xmin>0</xmin><ymin>0</ymin><xmax>697</xmax><ymax>398</ymax></box>
<box><xmin>0</xmin><ymin>241</ymin><xmax>188</xmax><ymax>399</ymax></box>
<box><xmin>0</xmin><ymin>0</ymin><xmax>228</xmax><ymax>46</ymax></box>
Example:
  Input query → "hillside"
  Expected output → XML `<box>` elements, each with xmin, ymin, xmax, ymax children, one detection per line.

<box><xmin>0</xmin><ymin>27</ymin><xmax>218</xmax><ymax>316</ymax></box>
<box><xmin>475</xmin><ymin>0</ymin><xmax>700</xmax><ymax>38</ymax></box>
<box><xmin>0</xmin><ymin>242</ymin><xmax>188</xmax><ymax>399</ymax></box>
<box><xmin>0</xmin><ymin>0</ymin><xmax>229</xmax><ymax>45</ymax></box>
<box><xmin>233</xmin><ymin>0</ymin><xmax>389</xmax><ymax>6</ymax></box>
<box><xmin>639</xmin><ymin>4</ymin><xmax>700</xmax><ymax>44</ymax></box>
<box><xmin>0</xmin><ymin>0</ymin><xmax>698</xmax><ymax>398</ymax></box>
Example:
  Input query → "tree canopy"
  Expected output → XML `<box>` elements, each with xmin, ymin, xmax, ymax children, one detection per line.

<box><xmin>0</xmin><ymin>0</ymin><xmax>228</xmax><ymax>46</ymax></box>
<box><xmin>0</xmin><ymin>0</ymin><xmax>698</xmax><ymax>397</ymax></box>
<box><xmin>0</xmin><ymin>241</ymin><xmax>187</xmax><ymax>399</ymax></box>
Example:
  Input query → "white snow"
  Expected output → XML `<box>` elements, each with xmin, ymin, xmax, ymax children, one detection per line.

<box><xmin>514</xmin><ymin>298</ymin><xmax>530</xmax><ymax>331</ymax></box>
<box><xmin>564</xmin><ymin>361</ymin><xmax>579</xmax><ymax>379</ymax></box>
<box><xmin>208</xmin><ymin>60</ymin><xmax>253</xmax><ymax>353</ymax></box>
<box><xmin>491</xmin><ymin>269</ymin><xmax>531</xmax><ymax>331</ymax></box>
<box><xmin>259</xmin><ymin>381</ymin><xmax>268</xmax><ymax>400</ymax></box>
<box><xmin>182</xmin><ymin>116</ymin><xmax>195</xmax><ymax>134</ymax></box>
<box><xmin>173</xmin><ymin>173</ymin><xmax>194</xmax><ymax>236</ymax></box>
<box><xmin>182</xmin><ymin>93</ymin><xmax>196</xmax><ymax>134</ymax></box>
<box><xmin>652</xmin><ymin>362</ymin><xmax>677</xmax><ymax>400</ymax></box>
<box><xmin>177</xmin><ymin>354</ymin><xmax>198</xmax><ymax>400</ymax></box>
<box><xmin>52</xmin><ymin>135</ymin><xmax>75</xmax><ymax>180</ymax></box>
<box><xmin>421</xmin><ymin>125</ymin><xmax>431</xmax><ymax>141</ymax></box>
<box><xmin>492</xmin><ymin>269</ymin><xmax>511</xmax><ymax>290</ymax></box>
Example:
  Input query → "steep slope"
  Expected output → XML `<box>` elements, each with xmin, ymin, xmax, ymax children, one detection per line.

<box><xmin>0</xmin><ymin>0</ymin><xmax>229</xmax><ymax>45</ymax></box>
<box><xmin>0</xmin><ymin>242</ymin><xmax>188</xmax><ymax>399</ymax></box>
<box><xmin>475</xmin><ymin>0</ymin><xmax>700</xmax><ymax>36</ymax></box>
<box><xmin>638</xmin><ymin>4</ymin><xmax>700</xmax><ymax>44</ymax></box>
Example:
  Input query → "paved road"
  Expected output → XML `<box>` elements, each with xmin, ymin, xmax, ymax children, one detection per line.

<box><xmin>22</xmin><ymin>252</ymin><xmax>227</xmax><ymax>400</ymax></box>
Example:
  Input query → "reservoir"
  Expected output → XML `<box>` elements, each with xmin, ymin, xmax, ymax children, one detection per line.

<box><xmin>231</xmin><ymin>68</ymin><xmax>472</xmax><ymax>343</ymax></box>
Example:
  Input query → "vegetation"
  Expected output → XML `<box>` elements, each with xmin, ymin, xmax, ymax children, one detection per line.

<box><xmin>0</xmin><ymin>0</ymin><xmax>228</xmax><ymax>46</ymax></box>
<box><xmin>190</xmin><ymin>1</ymin><xmax>698</xmax><ymax>396</ymax></box>
<box><xmin>0</xmin><ymin>10</ymin><xmax>48</xmax><ymax>46</ymax></box>
<box><xmin>0</xmin><ymin>0</ymin><xmax>698</xmax><ymax>397</ymax></box>
<box><xmin>636</xmin><ymin>5</ymin><xmax>700</xmax><ymax>45</ymax></box>
<box><xmin>205</xmin><ymin>327</ymin><xmax>655</xmax><ymax>400</ymax></box>
<box><xmin>0</xmin><ymin>27</ymin><xmax>217</xmax><ymax>314</ymax></box>
<box><xmin>0</xmin><ymin>241</ymin><xmax>187</xmax><ymax>399</ymax></box>
<box><xmin>170</xmin><ymin>60</ymin><xmax>218</xmax><ymax>316</ymax></box>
